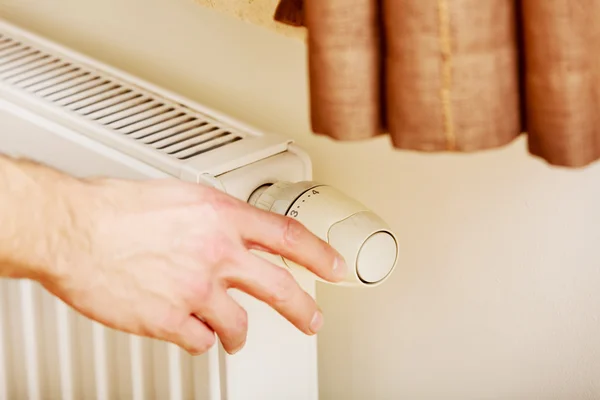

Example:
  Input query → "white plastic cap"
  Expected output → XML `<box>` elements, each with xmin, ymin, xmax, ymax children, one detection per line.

<box><xmin>357</xmin><ymin>232</ymin><xmax>398</xmax><ymax>283</ymax></box>
<box><xmin>328</xmin><ymin>211</ymin><xmax>398</xmax><ymax>285</ymax></box>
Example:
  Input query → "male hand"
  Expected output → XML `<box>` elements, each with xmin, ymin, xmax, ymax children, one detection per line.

<box><xmin>35</xmin><ymin>176</ymin><xmax>347</xmax><ymax>356</ymax></box>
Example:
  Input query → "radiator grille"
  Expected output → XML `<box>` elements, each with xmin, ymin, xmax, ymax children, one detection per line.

<box><xmin>0</xmin><ymin>33</ymin><xmax>244</xmax><ymax>161</ymax></box>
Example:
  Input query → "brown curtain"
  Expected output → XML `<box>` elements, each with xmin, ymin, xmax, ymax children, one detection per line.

<box><xmin>274</xmin><ymin>0</ymin><xmax>600</xmax><ymax>168</ymax></box>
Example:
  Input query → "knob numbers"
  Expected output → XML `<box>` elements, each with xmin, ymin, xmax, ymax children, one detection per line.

<box><xmin>249</xmin><ymin>181</ymin><xmax>399</xmax><ymax>287</ymax></box>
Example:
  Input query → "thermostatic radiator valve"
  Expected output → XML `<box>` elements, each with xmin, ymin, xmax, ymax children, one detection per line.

<box><xmin>249</xmin><ymin>181</ymin><xmax>399</xmax><ymax>287</ymax></box>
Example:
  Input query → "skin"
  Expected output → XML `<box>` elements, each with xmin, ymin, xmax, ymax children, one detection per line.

<box><xmin>0</xmin><ymin>154</ymin><xmax>347</xmax><ymax>356</ymax></box>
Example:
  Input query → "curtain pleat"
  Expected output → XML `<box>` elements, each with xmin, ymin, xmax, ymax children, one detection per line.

<box><xmin>522</xmin><ymin>0</ymin><xmax>600</xmax><ymax>167</ymax></box>
<box><xmin>275</xmin><ymin>0</ymin><xmax>600</xmax><ymax>168</ymax></box>
<box><xmin>305</xmin><ymin>0</ymin><xmax>384</xmax><ymax>140</ymax></box>
<box><xmin>383</xmin><ymin>0</ymin><xmax>521</xmax><ymax>151</ymax></box>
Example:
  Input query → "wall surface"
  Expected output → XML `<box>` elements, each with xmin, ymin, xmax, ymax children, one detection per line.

<box><xmin>194</xmin><ymin>0</ymin><xmax>305</xmax><ymax>39</ymax></box>
<box><xmin>2</xmin><ymin>1</ymin><xmax>600</xmax><ymax>399</ymax></box>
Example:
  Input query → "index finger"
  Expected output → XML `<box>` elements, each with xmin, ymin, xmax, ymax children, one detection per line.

<box><xmin>235</xmin><ymin>206</ymin><xmax>347</xmax><ymax>283</ymax></box>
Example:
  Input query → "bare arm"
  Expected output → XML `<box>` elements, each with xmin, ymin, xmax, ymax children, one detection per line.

<box><xmin>0</xmin><ymin>154</ymin><xmax>347</xmax><ymax>355</ymax></box>
<box><xmin>0</xmin><ymin>154</ymin><xmax>81</xmax><ymax>281</ymax></box>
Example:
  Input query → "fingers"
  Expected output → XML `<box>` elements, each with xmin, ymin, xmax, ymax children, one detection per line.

<box><xmin>172</xmin><ymin>315</ymin><xmax>216</xmax><ymax>356</ymax></box>
<box><xmin>194</xmin><ymin>291</ymin><xmax>248</xmax><ymax>355</ymax></box>
<box><xmin>225</xmin><ymin>252</ymin><xmax>324</xmax><ymax>336</ymax></box>
<box><xmin>235</xmin><ymin>207</ymin><xmax>347</xmax><ymax>283</ymax></box>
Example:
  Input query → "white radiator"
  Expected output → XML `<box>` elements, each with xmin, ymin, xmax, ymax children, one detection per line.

<box><xmin>0</xmin><ymin>19</ymin><xmax>399</xmax><ymax>399</ymax></box>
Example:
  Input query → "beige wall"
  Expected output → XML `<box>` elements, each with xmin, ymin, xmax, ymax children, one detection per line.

<box><xmin>3</xmin><ymin>1</ymin><xmax>600</xmax><ymax>398</ymax></box>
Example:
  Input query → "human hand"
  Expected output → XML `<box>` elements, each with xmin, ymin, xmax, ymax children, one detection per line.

<box><xmin>40</xmin><ymin>177</ymin><xmax>347</xmax><ymax>356</ymax></box>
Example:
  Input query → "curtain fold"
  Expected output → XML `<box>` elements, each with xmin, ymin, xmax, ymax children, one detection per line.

<box><xmin>305</xmin><ymin>0</ymin><xmax>384</xmax><ymax>140</ymax></box>
<box><xmin>522</xmin><ymin>0</ymin><xmax>600</xmax><ymax>167</ymax></box>
<box><xmin>275</xmin><ymin>0</ymin><xmax>600</xmax><ymax>168</ymax></box>
<box><xmin>383</xmin><ymin>0</ymin><xmax>521</xmax><ymax>151</ymax></box>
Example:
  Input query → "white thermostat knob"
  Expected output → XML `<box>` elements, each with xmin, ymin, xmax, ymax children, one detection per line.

<box><xmin>249</xmin><ymin>181</ymin><xmax>399</xmax><ymax>287</ymax></box>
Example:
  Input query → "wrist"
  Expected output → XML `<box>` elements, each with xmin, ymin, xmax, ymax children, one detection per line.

<box><xmin>0</xmin><ymin>155</ymin><xmax>89</xmax><ymax>282</ymax></box>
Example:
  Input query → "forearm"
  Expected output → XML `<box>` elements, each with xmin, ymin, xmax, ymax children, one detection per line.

<box><xmin>0</xmin><ymin>154</ymin><xmax>83</xmax><ymax>281</ymax></box>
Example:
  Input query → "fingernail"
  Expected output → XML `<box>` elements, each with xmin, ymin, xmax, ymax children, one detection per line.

<box><xmin>333</xmin><ymin>255</ymin><xmax>348</xmax><ymax>280</ymax></box>
<box><xmin>309</xmin><ymin>310</ymin><xmax>324</xmax><ymax>334</ymax></box>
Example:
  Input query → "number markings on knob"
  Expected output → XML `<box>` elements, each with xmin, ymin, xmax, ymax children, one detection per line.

<box><xmin>287</xmin><ymin>189</ymin><xmax>321</xmax><ymax>219</ymax></box>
